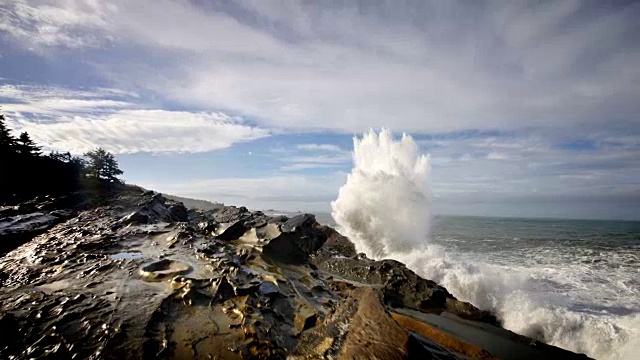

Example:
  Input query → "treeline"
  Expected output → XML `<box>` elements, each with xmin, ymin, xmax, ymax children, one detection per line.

<box><xmin>0</xmin><ymin>113</ymin><xmax>123</xmax><ymax>204</ymax></box>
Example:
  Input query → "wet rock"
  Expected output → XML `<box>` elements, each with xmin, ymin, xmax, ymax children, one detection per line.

<box><xmin>315</xmin><ymin>225</ymin><xmax>357</xmax><ymax>258</ymax></box>
<box><xmin>197</xmin><ymin>220</ymin><xmax>218</xmax><ymax>234</ymax></box>
<box><xmin>0</xmin><ymin>210</ymin><xmax>71</xmax><ymax>254</ymax></box>
<box><xmin>258</xmin><ymin>282</ymin><xmax>279</xmax><ymax>295</ymax></box>
<box><xmin>0</xmin><ymin>188</ymin><xmax>593</xmax><ymax>360</ymax></box>
<box><xmin>120</xmin><ymin>210</ymin><xmax>151</xmax><ymax>225</ymax></box>
<box><xmin>281</xmin><ymin>214</ymin><xmax>315</xmax><ymax>233</ymax></box>
<box><xmin>262</xmin><ymin>216</ymin><xmax>327</xmax><ymax>264</ymax></box>
<box><xmin>311</xmin><ymin>255</ymin><xmax>499</xmax><ymax>325</ymax></box>
<box><xmin>119</xmin><ymin>194</ymin><xmax>188</xmax><ymax>225</ymax></box>
<box><xmin>166</xmin><ymin>204</ymin><xmax>188</xmax><ymax>222</ymax></box>
<box><xmin>391</xmin><ymin>311</ymin><xmax>498</xmax><ymax>360</ymax></box>
<box><xmin>212</xmin><ymin>276</ymin><xmax>236</xmax><ymax>302</ymax></box>
<box><xmin>338</xmin><ymin>288</ymin><xmax>436</xmax><ymax>360</ymax></box>
<box><xmin>140</xmin><ymin>259</ymin><xmax>192</xmax><ymax>281</ymax></box>
<box><xmin>212</xmin><ymin>206</ymin><xmax>250</xmax><ymax>223</ymax></box>
<box><xmin>216</xmin><ymin>221</ymin><xmax>249</xmax><ymax>240</ymax></box>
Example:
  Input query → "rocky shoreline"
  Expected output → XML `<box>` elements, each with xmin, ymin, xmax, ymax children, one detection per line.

<box><xmin>0</xmin><ymin>186</ymin><xmax>591</xmax><ymax>359</ymax></box>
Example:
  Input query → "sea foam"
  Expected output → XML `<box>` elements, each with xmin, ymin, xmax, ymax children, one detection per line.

<box><xmin>331</xmin><ymin>129</ymin><xmax>638</xmax><ymax>360</ymax></box>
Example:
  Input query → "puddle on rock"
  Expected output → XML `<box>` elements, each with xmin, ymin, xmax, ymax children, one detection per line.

<box><xmin>110</xmin><ymin>252</ymin><xmax>144</xmax><ymax>260</ymax></box>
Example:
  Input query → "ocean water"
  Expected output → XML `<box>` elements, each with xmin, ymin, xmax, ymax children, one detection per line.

<box><xmin>328</xmin><ymin>129</ymin><xmax>640</xmax><ymax>360</ymax></box>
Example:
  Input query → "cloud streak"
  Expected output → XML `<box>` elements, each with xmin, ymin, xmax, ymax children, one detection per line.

<box><xmin>2</xmin><ymin>1</ymin><xmax>638</xmax><ymax>133</ymax></box>
<box><xmin>7</xmin><ymin>109</ymin><xmax>269</xmax><ymax>155</ymax></box>
<box><xmin>1</xmin><ymin>84</ymin><xmax>269</xmax><ymax>154</ymax></box>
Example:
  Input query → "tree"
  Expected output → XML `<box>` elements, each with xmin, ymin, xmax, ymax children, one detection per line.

<box><xmin>84</xmin><ymin>148</ymin><xmax>123</xmax><ymax>182</ymax></box>
<box><xmin>0</xmin><ymin>113</ymin><xmax>16</xmax><ymax>154</ymax></box>
<box><xmin>15</xmin><ymin>132</ymin><xmax>41</xmax><ymax>156</ymax></box>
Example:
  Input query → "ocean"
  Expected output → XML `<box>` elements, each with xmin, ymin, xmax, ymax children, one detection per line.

<box><xmin>325</xmin><ymin>130</ymin><xmax>640</xmax><ymax>360</ymax></box>
<box><xmin>315</xmin><ymin>212</ymin><xmax>640</xmax><ymax>359</ymax></box>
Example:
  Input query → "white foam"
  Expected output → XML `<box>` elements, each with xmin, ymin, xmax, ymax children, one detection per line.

<box><xmin>331</xmin><ymin>129</ymin><xmax>431</xmax><ymax>258</ymax></box>
<box><xmin>331</xmin><ymin>129</ymin><xmax>639</xmax><ymax>360</ymax></box>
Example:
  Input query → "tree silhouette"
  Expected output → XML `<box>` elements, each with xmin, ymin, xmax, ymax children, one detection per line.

<box><xmin>0</xmin><ymin>113</ymin><xmax>16</xmax><ymax>154</ymax></box>
<box><xmin>15</xmin><ymin>132</ymin><xmax>41</xmax><ymax>156</ymax></box>
<box><xmin>0</xmin><ymin>112</ymin><xmax>125</xmax><ymax>204</ymax></box>
<box><xmin>84</xmin><ymin>148</ymin><xmax>123</xmax><ymax>182</ymax></box>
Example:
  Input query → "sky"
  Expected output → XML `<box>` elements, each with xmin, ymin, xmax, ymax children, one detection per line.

<box><xmin>0</xmin><ymin>0</ymin><xmax>638</xmax><ymax>220</ymax></box>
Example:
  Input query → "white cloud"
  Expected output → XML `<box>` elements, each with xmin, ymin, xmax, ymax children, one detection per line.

<box><xmin>3</xmin><ymin>1</ymin><xmax>637</xmax><ymax>133</ymax></box>
<box><xmin>7</xmin><ymin>109</ymin><xmax>269</xmax><ymax>154</ymax></box>
<box><xmin>0</xmin><ymin>0</ymin><xmax>114</xmax><ymax>49</ymax></box>
<box><xmin>296</xmin><ymin>143</ymin><xmax>343</xmax><ymax>152</ymax></box>
<box><xmin>0</xmin><ymin>84</ymin><xmax>134</xmax><ymax>113</ymax></box>
<box><xmin>1</xmin><ymin>84</ymin><xmax>269</xmax><ymax>154</ymax></box>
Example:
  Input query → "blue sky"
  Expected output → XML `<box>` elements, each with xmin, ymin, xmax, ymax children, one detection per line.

<box><xmin>0</xmin><ymin>0</ymin><xmax>638</xmax><ymax>220</ymax></box>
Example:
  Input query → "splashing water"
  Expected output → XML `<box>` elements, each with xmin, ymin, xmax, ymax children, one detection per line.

<box><xmin>331</xmin><ymin>129</ymin><xmax>431</xmax><ymax>257</ymax></box>
<box><xmin>331</xmin><ymin>129</ymin><xmax>639</xmax><ymax>360</ymax></box>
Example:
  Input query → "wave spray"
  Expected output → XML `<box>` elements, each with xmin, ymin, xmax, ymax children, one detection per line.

<box><xmin>331</xmin><ymin>129</ymin><xmax>638</xmax><ymax>360</ymax></box>
<box><xmin>331</xmin><ymin>129</ymin><xmax>431</xmax><ymax>257</ymax></box>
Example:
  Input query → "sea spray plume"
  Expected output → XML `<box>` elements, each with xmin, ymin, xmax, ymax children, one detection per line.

<box><xmin>331</xmin><ymin>129</ymin><xmax>431</xmax><ymax>258</ymax></box>
<box><xmin>331</xmin><ymin>128</ymin><xmax>637</xmax><ymax>359</ymax></box>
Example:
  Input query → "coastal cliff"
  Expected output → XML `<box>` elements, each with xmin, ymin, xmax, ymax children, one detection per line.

<box><xmin>0</xmin><ymin>186</ymin><xmax>590</xmax><ymax>359</ymax></box>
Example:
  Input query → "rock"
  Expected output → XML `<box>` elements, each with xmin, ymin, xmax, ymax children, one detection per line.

<box><xmin>337</xmin><ymin>288</ymin><xmax>436</xmax><ymax>360</ymax></box>
<box><xmin>120</xmin><ymin>210</ymin><xmax>150</xmax><ymax>225</ymax></box>
<box><xmin>198</xmin><ymin>220</ymin><xmax>218</xmax><ymax>234</ymax></box>
<box><xmin>258</xmin><ymin>282</ymin><xmax>279</xmax><ymax>295</ymax></box>
<box><xmin>311</xmin><ymin>254</ymin><xmax>499</xmax><ymax>325</ymax></box>
<box><xmin>0</xmin><ymin>211</ymin><xmax>71</xmax><ymax>254</ymax></box>
<box><xmin>315</xmin><ymin>225</ymin><xmax>357</xmax><ymax>258</ymax></box>
<box><xmin>216</xmin><ymin>221</ymin><xmax>249</xmax><ymax>240</ymax></box>
<box><xmin>167</xmin><ymin>204</ymin><xmax>188</xmax><ymax>222</ymax></box>
<box><xmin>281</xmin><ymin>214</ymin><xmax>315</xmax><ymax>233</ymax></box>
<box><xmin>262</xmin><ymin>229</ymin><xmax>326</xmax><ymax>264</ymax></box>
<box><xmin>212</xmin><ymin>206</ymin><xmax>250</xmax><ymax>223</ymax></box>
<box><xmin>0</xmin><ymin>189</ymin><xmax>594</xmax><ymax>360</ymax></box>
<box><xmin>391</xmin><ymin>311</ymin><xmax>498</xmax><ymax>360</ymax></box>
<box><xmin>118</xmin><ymin>195</ymin><xmax>188</xmax><ymax>225</ymax></box>
<box><xmin>140</xmin><ymin>259</ymin><xmax>192</xmax><ymax>281</ymax></box>
<box><xmin>262</xmin><ymin>214</ymin><xmax>327</xmax><ymax>264</ymax></box>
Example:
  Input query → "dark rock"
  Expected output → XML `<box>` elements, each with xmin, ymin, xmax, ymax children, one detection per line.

<box><xmin>262</xmin><ymin>227</ymin><xmax>327</xmax><ymax>264</ymax></box>
<box><xmin>0</xmin><ymin>188</ymin><xmax>594</xmax><ymax>360</ymax></box>
<box><xmin>118</xmin><ymin>194</ymin><xmax>188</xmax><ymax>225</ymax></box>
<box><xmin>212</xmin><ymin>206</ymin><xmax>250</xmax><ymax>223</ymax></box>
<box><xmin>120</xmin><ymin>210</ymin><xmax>150</xmax><ymax>225</ymax></box>
<box><xmin>311</xmin><ymin>254</ymin><xmax>499</xmax><ymax>325</ymax></box>
<box><xmin>258</xmin><ymin>282</ymin><xmax>279</xmax><ymax>295</ymax></box>
<box><xmin>281</xmin><ymin>214</ymin><xmax>315</xmax><ymax>233</ymax></box>
<box><xmin>338</xmin><ymin>288</ymin><xmax>436</xmax><ymax>360</ymax></box>
<box><xmin>0</xmin><ymin>211</ymin><xmax>71</xmax><ymax>254</ymax></box>
<box><xmin>212</xmin><ymin>276</ymin><xmax>236</xmax><ymax>302</ymax></box>
<box><xmin>167</xmin><ymin>204</ymin><xmax>188</xmax><ymax>222</ymax></box>
<box><xmin>216</xmin><ymin>221</ymin><xmax>248</xmax><ymax>240</ymax></box>
<box><xmin>198</xmin><ymin>220</ymin><xmax>218</xmax><ymax>234</ymax></box>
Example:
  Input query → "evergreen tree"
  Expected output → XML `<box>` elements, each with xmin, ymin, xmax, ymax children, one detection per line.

<box><xmin>15</xmin><ymin>132</ymin><xmax>41</xmax><ymax>156</ymax></box>
<box><xmin>0</xmin><ymin>113</ymin><xmax>16</xmax><ymax>154</ymax></box>
<box><xmin>84</xmin><ymin>148</ymin><xmax>123</xmax><ymax>182</ymax></box>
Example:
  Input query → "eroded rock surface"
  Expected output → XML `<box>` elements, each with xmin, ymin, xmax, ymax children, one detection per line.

<box><xmin>0</xmin><ymin>188</ymin><xmax>591</xmax><ymax>359</ymax></box>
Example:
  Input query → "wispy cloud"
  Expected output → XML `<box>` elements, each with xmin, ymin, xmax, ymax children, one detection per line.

<box><xmin>2</xmin><ymin>84</ymin><xmax>269</xmax><ymax>154</ymax></box>
<box><xmin>2</xmin><ymin>1</ymin><xmax>638</xmax><ymax>133</ymax></box>
<box><xmin>0</xmin><ymin>0</ymin><xmax>114</xmax><ymax>49</ymax></box>
<box><xmin>0</xmin><ymin>84</ymin><xmax>135</xmax><ymax>113</ymax></box>
<box><xmin>0</xmin><ymin>1</ymin><xmax>638</xmax><ymax>219</ymax></box>
<box><xmin>8</xmin><ymin>110</ymin><xmax>269</xmax><ymax>154</ymax></box>
<box><xmin>296</xmin><ymin>143</ymin><xmax>343</xmax><ymax>152</ymax></box>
